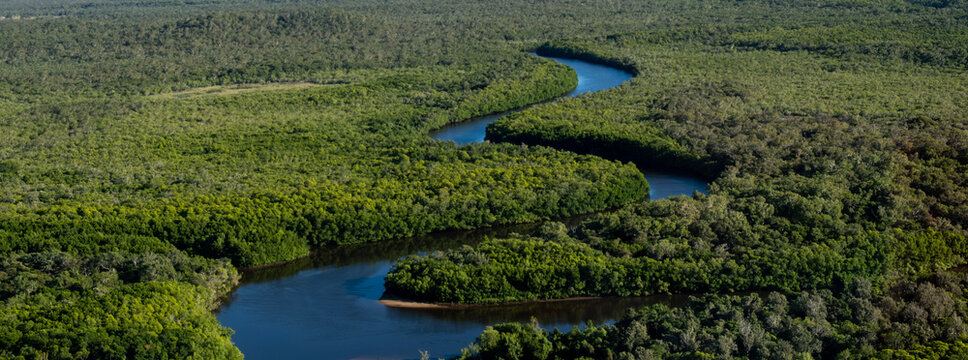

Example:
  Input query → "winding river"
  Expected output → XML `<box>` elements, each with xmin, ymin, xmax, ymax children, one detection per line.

<box><xmin>216</xmin><ymin>54</ymin><xmax>708</xmax><ymax>360</ymax></box>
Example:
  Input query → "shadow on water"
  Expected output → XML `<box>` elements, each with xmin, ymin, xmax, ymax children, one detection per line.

<box><xmin>218</xmin><ymin>218</ymin><xmax>693</xmax><ymax>360</ymax></box>
<box><xmin>216</xmin><ymin>53</ymin><xmax>711</xmax><ymax>360</ymax></box>
<box><xmin>238</xmin><ymin>213</ymin><xmax>592</xmax><ymax>285</ymax></box>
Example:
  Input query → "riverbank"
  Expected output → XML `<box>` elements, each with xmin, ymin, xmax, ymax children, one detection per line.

<box><xmin>377</xmin><ymin>296</ymin><xmax>606</xmax><ymax>309</ymax></box>
<box><xmin>217</xmin><ymin>53</ymin><xmax>709</xmax><ymax>359</ymax></box>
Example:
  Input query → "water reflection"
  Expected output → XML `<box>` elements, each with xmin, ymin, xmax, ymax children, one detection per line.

<box><xmin>642</xmin><ymin>169</ymin><xmax>709</xmax><ymax>200</ymax></box>
<box><xmin>238</xmin><ymin>214</ymin><xmax>590</xmax><ymax>285</ymax></box>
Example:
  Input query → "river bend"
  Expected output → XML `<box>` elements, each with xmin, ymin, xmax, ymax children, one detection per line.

<box><xmin>216</xmin><ymin>54</ymin><xmax>708</xmax><ymax>360</ymax></box>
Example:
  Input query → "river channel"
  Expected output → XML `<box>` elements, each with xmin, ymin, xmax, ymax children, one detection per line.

<box><xmin>216</xmin><ymin>54</ymin><xmax>708</xmax><ymax>360</ymax></box>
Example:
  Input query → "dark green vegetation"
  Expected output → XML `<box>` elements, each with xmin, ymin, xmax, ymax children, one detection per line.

<box><xmin>390</xmin><ymin>3</ymin><xmax>968</xmax><ymax>304</ymax></box>
<box><xmin>377</xmin><ymin>0</ymin><xmax>968</xmax><ymax>358</ymax></box>
<box><xmin>0</xmin><ymin>2</ymin><xmax>661</xmax><ymax>358</ymax></box>
<box><xmin>456</xmin><ymin>276</ymin><xmax>968</xmax><ymax>359</ymax></box>
<box><xmin>4</xmin><ymin>0</ymin><xmax>968</xmax><ymax>358</ymax></box>
<box><xmin>0</xmin><ymin>20</ymin><xmax>651</xmax><ymax>268</ymax></box>
<box><xmin>0</xmin><ymin>3</ymin><xmax>681</xmax><ymax>260</ymax></box>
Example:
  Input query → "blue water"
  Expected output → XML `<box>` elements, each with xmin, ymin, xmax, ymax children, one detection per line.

<box><xmin>431</xmin><ymin>54</ymin><xmax>707</xmax><ymax>199</ymax></box>
<box><xmin>217</xmin><ymin>224</ymin><xmax>688</xmax><ymax>360</ymax></box>
<box><xmin>430</xmin><ymin>54</ymin><xmax>635</xmax><ymax>145</ymax></box>
<box><xmin>217</xmin><ymin>54</ymin><xmax>708</xmax><ymax>360</ymax></box>
<box><xmin>642</xmin><ymin>170</ymin><xmax>709</xmax><ymax>199</ymax></box>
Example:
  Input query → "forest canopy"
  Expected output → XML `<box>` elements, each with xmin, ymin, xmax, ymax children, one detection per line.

<box><xmin>0</xmin><ymin>3</ymin><xmax>658</xmax><ymax>358</ymax></box>
<box><xmin>2</xmin><ymin>0</ymin><xmax>968</xmax><ymax>358</ymax></box>
<box><xmin>382</xmin><ymin>1</ymin><xmax>968</xmax><ymax>358</ymax></box>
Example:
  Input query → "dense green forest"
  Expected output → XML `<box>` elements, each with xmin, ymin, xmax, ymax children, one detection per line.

<box><xmin>3</xmin><ymin>0</ymin><xmax>968</xmax><ymax>358</ymax></box>
<box><xmin>0</xmin><ymin>251</ymin><xmax>241</xmax><ymax>359</ymax></box>
<box><xmin>390</xmin><ymin>5</ymin><xmax>968</xmax><ymax>303</ymax></box>
<box><xmin>0</xmin><ymin>3</ymin><xmax>655</xmax><ymax>358</ymax></box>
<box><xmin>454</xmin><ymin>275</ymin><xmax>968</xmax><ymax>359</ymax></box>
<box><xmin>0</xmin><ymin>57</ymin><xmax>649</xmax><ymax>266</ymax></box>
<box><xmin>380</xmin><ymin>0</ymin><xmax>968</xmax><ymax>358</ymax></box>
<box><xmin>0</xmin><ymin>7</ymin><xmax>659</xmax><ymax>270</ymax></box>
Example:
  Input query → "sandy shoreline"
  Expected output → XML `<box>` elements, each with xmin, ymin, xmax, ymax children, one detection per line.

<box><xmin>378</xmin><ymin>296</ymin><xmax>606</xmax><ymax>309</ymax></box>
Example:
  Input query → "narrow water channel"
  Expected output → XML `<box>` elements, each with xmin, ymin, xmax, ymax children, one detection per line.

<box><xmin>216</xmin><ymin>54</ymin><xmax>709</xmax><ymax>360</ymax></box>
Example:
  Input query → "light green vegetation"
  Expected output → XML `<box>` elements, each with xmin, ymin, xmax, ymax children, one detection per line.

<box><xmin>384</xmin><ymin>2</ymin><xmax>968</xmax><ymax>358</ymax></box>
<box><xmin>392</xmin><ymin>10</ymin><xmax>968</xmax><ymax>304</ymax></box>
<box><xmin>0</xmin><ymin>251</ymin><xmax>242</xmax><ymax>359</ymax></box>
<box><xmin>0</xmin><ymin>41</ymin><xmax>649</xmax><ymax>267</ymax></box>
<box><xmin>2</xmin><ymin>0</ymin><xmax>968</xmax><ymax>358</ymax></box>
<box><xmin>0</xmin><ymin>6</ymin><xmax>654</xmax><ymax>358</ymax></box>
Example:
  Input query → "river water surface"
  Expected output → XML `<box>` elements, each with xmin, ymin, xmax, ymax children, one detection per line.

<box><xmin>216</xmin><ymin>54</ymin><xmax>708</xmax><ymax>360</ymax></box>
